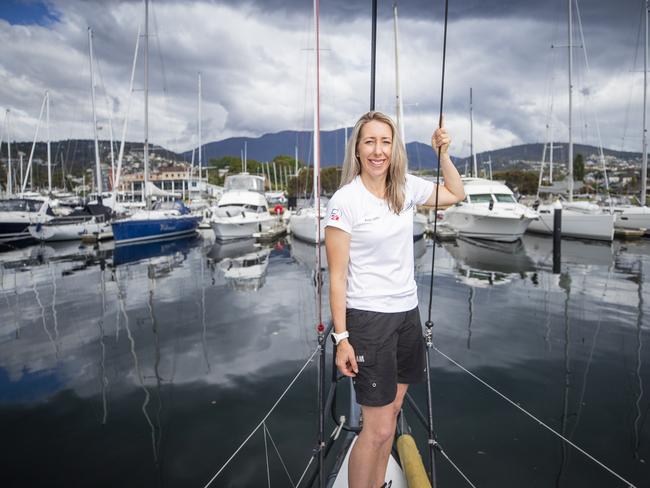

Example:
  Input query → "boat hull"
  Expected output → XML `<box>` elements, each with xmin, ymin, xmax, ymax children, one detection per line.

<box><xmin>211</xmin><ymin>214</ymin><xmax>275</xmax><ymax>240</ymax></box>
<box><xmin>613</xmin><ymin>206</ymin><xmax>650</xmax><ymax>232</ymax></box>
<box><xmin>444</xmin><ymin>208</ymin><xmax>533</xmax><ymax>242</ymax></box>
<box><xmin>28</xmin><ymin>220</ymin><xmax>111</xmax><ymax>242</ymax></box>
<box><xmin>112</xmin><ymin>215</ymin><xmax>200</xmax><ymax>244</ymax></box>
<box><xmin>289</xmin><ymin>210</ymin><xmax>325</xmax><ymax>243</ymax></box>
<box><xmin>526</xmin><ymin>208</ymin><xmax>614</xmax><ymax>241</ymax></box>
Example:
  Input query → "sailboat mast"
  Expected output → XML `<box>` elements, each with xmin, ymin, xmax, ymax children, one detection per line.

<box><xmin>642</xmin><ymin>0</ymin><xmax>648</xmax><ymax>204</ymax></box>
<box><xmin>143</xmin><ymin>0</ymin><xmax>150</xmax><ymax>205</ymax></box>
<box><xmin>370</xmin><ymin>0</ymin><xmax>377</xmax><ymax>110</ymax></box>
<box><xmin>470</xmin><ymin>87</ymin><xmax>477</xmax><ymax>177</ymax></box>
<box><xmin>313</xmin><ymin>0</ymin><xmax>321</xmax><ymax>217</ymax></box>
<box><xmin>568</xmin><ymin>0</ymin><xmax>574</xmax><ymax>201</ymax></box>
<box><xmin>393</xmin><ymin>2</ymin><xmax>405</xmax><ymax>144</ymax></box>
<box><xmin>198</xmin><ymin>71</ymin><xmax>202</xmax><ymax>189</ymax></box>
<box><xmin>46</xmin><ymin>91</ymin><xmax>52</xmax><ymax>193</ymax></box>
<box><xmin>5</xmin><ymin>110</ymin><xmax>12</xmax><ymax>196</ymax></box>
<box><xmin>88</xmin><ymin>28</ymin><xmax>103</xmax><ymax>196</ymax></box>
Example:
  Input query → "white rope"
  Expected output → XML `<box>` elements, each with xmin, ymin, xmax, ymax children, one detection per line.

<box><xmin>202</xmin><ymin>345</ymin><xmax>321</xmax><ymax>488</ymax></box>
<box><xmin>263</xmin><ymin>422</ymin><xmax>271</xmax><ymax>488</ymax></box>
<box><xmin>436</xmin><ymin>448</ymin><xmax>477</xmax><ymax>488</ymax></box>
<box><xmin>296</xmin><ymin>455</ymin><xmax>316</xmax><ymax>487</ymax></box>
<box><xmin>264</xmin><ymin>422</ymin><xmax>297</xmax><ymax>488</ymax></box>
<box><xmin>432</xmin><ymin>345</ymin><xmax>638</xmax><ymax>488</ymax></box>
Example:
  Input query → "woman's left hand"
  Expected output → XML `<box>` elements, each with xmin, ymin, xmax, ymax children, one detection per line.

<box><xmin>432</xmin><ymin>120</ymin><xmax>451</xmax><ymax>156</ymax></box>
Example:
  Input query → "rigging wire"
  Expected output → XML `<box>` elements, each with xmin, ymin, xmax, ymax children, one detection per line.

<box><xmin>432</xmin><ymin>344</ymin><xmax>638</xmax><ymax>488</ymax></box>
<box><xmin>422</xmin><ymin>0</ymin><xmax>450</xmax><ymax>486</ymax></box>
<box><xmin>620</xmin><ymin>0</ymin><xmax>645</xmax><ymax>152</ymax></box>
<box><xmin>202</xmin><ymin>346</ymin><xmax>320</xmax><ymax>488</ymax></box>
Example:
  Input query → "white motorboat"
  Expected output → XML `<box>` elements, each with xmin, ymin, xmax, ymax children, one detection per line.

<box><xmin>210</xmin><ymin>173</ymin><xmax>275</xmax><ymax>240</ymax></box>
<box><xmin>289</xmin><ymin>205</ymin><xmax>326</xmax><ymax>243</ymax></box>
<box><xmin>443</xmin><ymin>178</ymin><xmax>538</xmax><ymax>242</ymax></box>
<box><xmin>526</xmin><ymin>201</ymin><xmax>615</xmax><ymax>241</ymax></box>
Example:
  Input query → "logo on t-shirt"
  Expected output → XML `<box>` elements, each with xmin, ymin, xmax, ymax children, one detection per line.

<box><xmin>329</xmin><ymin>208</ymin><xmax>341</xmax><ymax>221</ymax></box>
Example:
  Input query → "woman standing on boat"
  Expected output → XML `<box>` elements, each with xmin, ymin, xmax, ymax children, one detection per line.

<box><xmin>325</xmin><ymin>111</ymin><xmax>464</xmax><ymax>488</ymax></box>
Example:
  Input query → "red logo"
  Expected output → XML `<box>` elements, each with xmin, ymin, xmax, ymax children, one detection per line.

<box><xmin>329</xmin><ymin>208</ymin><xmax>341</xmax><ymax>221</ymax></box>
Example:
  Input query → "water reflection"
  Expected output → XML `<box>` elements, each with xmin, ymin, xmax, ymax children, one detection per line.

<box><xmin>208</xmin><ymin>238</ymin><xmax>271</xmax><ymax>291</ymax></box>
<box><xmin>112</xmin><ymin>235</ymin><xmax>200</xmax><ymax>267</ymax></box>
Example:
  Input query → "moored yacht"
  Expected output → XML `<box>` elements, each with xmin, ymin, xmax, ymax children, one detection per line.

<box><xmin>111</xmin><ymin>200</ymin><xmax>200</xmax><ymax>244</ymax></box>
<box><xmin>443</xmin><ymin>178</ymin><xmax>538</xmax><ymax>242</ymax></box>
<box><xmin>210</xmin><ymin>173</ymin><xmax>275</xmax><ymax>240</ymax></box>
<box><xmin>0</xmin><ymin>198</ymin><xmax>54</xmax><ymax>245</ymax></box>
<box><xmin>28</xmin><ymin>201</ymin><xmax>113</xmax><ymax>242</ymax></box>
<box><xmin>288</xmin><ymin>205</ymin><xmax>326</xmax><ymax>243</ymax></box>
<box><xmin>526</xmin><ymin>201</ymin><xmax>615</xmax><ymax>241</ymax></box>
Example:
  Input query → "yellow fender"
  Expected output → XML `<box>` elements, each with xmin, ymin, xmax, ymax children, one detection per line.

<box><xmin>396</xmin><ymin>434</ymin><xmax>431</xmax><ymax>488</ymax></box>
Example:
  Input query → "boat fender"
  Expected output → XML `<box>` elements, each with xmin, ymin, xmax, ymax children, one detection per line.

<box><xmin>396</xmin><ymin>434</ymin><xmax>431</xmax><ymax>488</ymax></box>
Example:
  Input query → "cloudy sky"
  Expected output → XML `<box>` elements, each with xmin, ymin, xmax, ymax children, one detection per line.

<box><xmin>0</xmin><ymin>0</ymin><xmax>647</xmax><ymax>157</ymax></box>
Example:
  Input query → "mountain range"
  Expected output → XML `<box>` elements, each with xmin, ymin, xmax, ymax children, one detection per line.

<box><xmin>2</xmin><ymin>129</ymin><xmax>644</xmax><ymax>176</ymax></box>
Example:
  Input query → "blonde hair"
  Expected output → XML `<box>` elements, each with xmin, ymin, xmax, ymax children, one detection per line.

<box><xmin>340</xmin><ymin>111</ymin><xmax>407</xmax><ymax>214</ymax></box>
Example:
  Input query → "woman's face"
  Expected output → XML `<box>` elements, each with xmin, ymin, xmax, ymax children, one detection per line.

<box><xmin>357</xmin><ymin>120</ymin><xmax>392</xmax><ymax>180</ymax></box>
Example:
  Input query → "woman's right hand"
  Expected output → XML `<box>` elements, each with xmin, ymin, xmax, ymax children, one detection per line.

<box><xmin>335</xmin><ymin>341</ymin><xmax>358</xmax><ymax>377</ymax></box>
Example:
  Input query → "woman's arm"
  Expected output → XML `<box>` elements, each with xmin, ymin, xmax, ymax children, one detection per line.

<box><xmin>325</xmin><ymin>226</ymin><xmax>358</xmax><ymax>377</ymax></box>
<box><xmin>424</xmin><ymin>122</ymin><xmax>465</xmax><ymax>207</ymax></box>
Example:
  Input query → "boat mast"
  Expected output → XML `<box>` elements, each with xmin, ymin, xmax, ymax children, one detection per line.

<box><xmin>46</xmin><ymin>90</ymin><xmax>52</xmax><ymax>194</ymax></box>
<box><xmin>5</xmin><ymin>109</ymin><xmax>12</xmax><ymax>196</ymax></box>
<box><xmin>198</xmin><ymin>71</ymin><xmax>202</xmax><ymax>190</ymax></box>
<box><xmin>143</xmin><ymin>0</ymin><xmax>150</xmax><ymax>205</ymax></box>
<box><xmin>88</xmin><ymin>28</ymin><xmax>103</xmax><ymax>196</ymax></box>
<box><xmin>21</xmin><ymin>93</ymin><xmax>47</xmax><ymax>196</ymax></box>
<box><xmin>370</xmin><ymin>0</ymin><xmax>377</xmax><ymax>110</ymax></box>
<box><xmin>568</xmin><ymin>0</ymin><xmax>574</xmax><ymax>201</ymax></box>
<box><xmin>470</xmin><ymin>87</ymin><xmax>477</xmax><ymax>177</ymax></box>
<box><xmin>393</xmin><ymin>2</ymin><xmax>405</xmax><ymax>145</ymax></box>
<box><xmin>642</xmin><ymin>0</ymin><xmax>648</xmax><ymax>205</ymax></box>
<box><xmin>112</xmin><ymin>24</ymin><xmax>141</xmax><ymax>204</ymax></box>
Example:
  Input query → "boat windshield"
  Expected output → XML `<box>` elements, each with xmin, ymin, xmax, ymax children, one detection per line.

<box><xmin>468</xmin><ymin>194</ymin><xmax>493</xmax><ymax>204</ymax></box>
<box><xmin>0</xmin><ymin>199</ymin><xmax>43</xmax><ymax>212</ymax></box>
<box><xmin>224</xmin><ymin>175</ymin><xmax>264</xmax><ymax>193</ymax></box>
<box><xmin>494</xmin><ymin>194</ymin><xmax>516</xmax><ymax>203</ymax></box>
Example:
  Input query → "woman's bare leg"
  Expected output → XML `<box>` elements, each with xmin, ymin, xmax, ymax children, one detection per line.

<box><xmin>349</xmin><ymin>384</ymin><xmax>409</xmax><ymax>488</ymax></box>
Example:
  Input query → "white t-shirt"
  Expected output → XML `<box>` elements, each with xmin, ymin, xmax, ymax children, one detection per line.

<box><xmin>325</xmin><ymin>174</ymin><xmax>434</xmax><ymax>313</ymax></box>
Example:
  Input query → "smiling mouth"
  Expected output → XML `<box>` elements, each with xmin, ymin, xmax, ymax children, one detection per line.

<box><xmin>368</xmin><ymin>159</ymin><xmax>386</xmax><ymax>166</ymax></box>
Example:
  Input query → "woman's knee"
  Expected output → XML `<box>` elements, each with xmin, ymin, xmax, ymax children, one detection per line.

<box><xmin>363</xmin><ymin>422</ymin><xmax>395</xmax><ymax>447</ymax></box>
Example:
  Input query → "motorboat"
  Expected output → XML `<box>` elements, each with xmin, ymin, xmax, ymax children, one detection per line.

<box><xmin>210</xmin><ymin>173</ymin><xmax>276</xmax><ymax>240</ymax></box>
<box><xmin>0</xmin><ymin>198</ymin><xmax>54</xmax><ymax>246</ymax></box>
<box><xmin>111</xmin><ymin>200</ymin><xmax>201</xmax><ymax>245</ymax></box>
<box><xmin>443</xmin><ymin>178</ymin><xmax>538</xmax><ymax>242</ymax></box>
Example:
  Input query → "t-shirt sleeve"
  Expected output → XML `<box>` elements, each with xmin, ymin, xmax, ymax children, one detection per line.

<box><xmin>408</xmin><ymin>174</ymin><xmax>435</xmax><ymax>205</ymax></box>
<box><xmin>325</xmin><ymin>191</ymin><xmax>352</xmax><ymax>234</ymax></box>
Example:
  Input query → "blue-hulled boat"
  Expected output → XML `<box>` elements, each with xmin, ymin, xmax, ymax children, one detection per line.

<box><xmin>111</xmin><ymin>200</ymin><xmax>201</xmax><ymax>245</ymax></box>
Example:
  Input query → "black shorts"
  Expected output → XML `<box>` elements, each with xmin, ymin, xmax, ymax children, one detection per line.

<box><xmin>345</xmin><ymin>306</ymin><xmax>426</xmax><ymax>407</ymax></box>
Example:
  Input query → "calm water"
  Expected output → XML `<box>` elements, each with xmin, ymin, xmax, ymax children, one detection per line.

<box><xmin>0</xmin><ymin>231</ymin><xmax>648</xmax><ymax>487</ymax></box>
